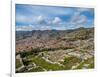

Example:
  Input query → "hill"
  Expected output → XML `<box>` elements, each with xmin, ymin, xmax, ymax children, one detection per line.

<box><xmin>15</xmin><ymin>27</ymin><xmax>94</xmax><ymax>73</ymax></box>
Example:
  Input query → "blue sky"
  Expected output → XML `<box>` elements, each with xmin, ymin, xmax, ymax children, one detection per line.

<box><xmin>16</xmin><ymin>4</ymin><xmax>94</xmax><ymax>31</ymax></box>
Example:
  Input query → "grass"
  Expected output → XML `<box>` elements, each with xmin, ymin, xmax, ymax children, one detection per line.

<box><xmin>23</xmin><ymin>55</ymin><xmax>65</xmax><ymax>71</ymax></box>
<box><xmin>62</xmin><ymin>56</ymin><xmax>81</xmax><ymax>69</ymax></box>
<box><xmin>16</xmin><ymin>59</ymin><xmax>22</xmax><ymax>69</ymax></box>
<box><xmin>76</xmin><ymin>57</ymin><xmax>94</xmax><ymax>69</ymax></box>
<box><xmin>16</xmin><ymin>47</ymin><xmax>94</xmax><ymax>72</ymax></box>
<box><xmin>27</xmin><ymin>67</ymin><xmax>44</xmax><ymax>72</ymax></box>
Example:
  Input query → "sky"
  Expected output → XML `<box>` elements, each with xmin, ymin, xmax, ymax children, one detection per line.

<box><xmin>16</xmin><ymin>4</ymin><xmax>94</xmax><ymax>31</ymax></box>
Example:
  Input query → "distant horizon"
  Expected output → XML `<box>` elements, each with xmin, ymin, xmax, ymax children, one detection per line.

<box><xmin>16</xmin><ymin>4</ymin><xmax>94</xmax><ymax>31</ymax></box>
<box><xmin>16</xmin><ymin>26</ymin><xmax>94</xmax><ymax>31</ymax></box>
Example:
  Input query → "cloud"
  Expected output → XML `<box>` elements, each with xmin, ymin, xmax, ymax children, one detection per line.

<box><xmin>52</xmin><ymin>17</ymin><xmax>62</xmax><ymax>24</ymax></box>
<box><xmin>16</xmin><ymin>25</ymin><xmax>33</xmax><ymax>31</ymax></box>
<box><xmin>69</xmin><ymin>7</ymin><xmax>94</xmax><ymax>25</ymax></box>
<box><xmin>16</xmin><ymin>14</ymin><xmax>35</xmax><ymax>25</ymax></box>
<box><xmin>37</xmin><ymin>16</ymin><xmax>44</xmax><ymax>22</ymax></box>
<box><xmin>71</xmin><ymin>14</ymin><xmax>87</xmax><ymax>24</ymax></box>
<box><xmin>16</xmin><ymin>4</ymin><xmax>94</xmax><ymax>31</ymax></box>
<box><xmin>36</xmin><ymin>15</ymin><xmax>46</xmax><ymax>24</ymax></box>
<box><xmin>30</xmin><ymin>5</ymin><xmax>74</xmax><ymax>17</ymax></box>
<box><xmin>40</xmin><ymin>25</ymin><xmax>52</xmax><ymax>30</ymax></box>
<box><xmin>35</xmin><ymin>16</ymin><xmax>62</xmax><ymax>25</ymax></box>
<box><xmin>70</xmin><ymin>11</ymin><xmax>87</xmax><ymax>24</ymax></box>
<box><xmin>16</xmin><ymin>5</ymin><xmax>75</xmax><ymax>25</ymax></box>
<box><xmin>16</xmin><ymin>15</ymin><xmax>29</xmax><ymax>23</ymax></box>
<box><xmin>76</xmin><ymin>15</ymin><xmax>87</xmax><ymax>24</ymax></box>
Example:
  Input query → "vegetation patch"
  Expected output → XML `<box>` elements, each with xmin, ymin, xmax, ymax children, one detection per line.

<box><xmin>76</xmin><ymin>57</ymin><xmax>94</xmax><ymax>69</ymax></box>
<box><xmin>16</xmin><ymin>59</ymin><xmax>22</xmax><ymax>69</ymax></box>
<box><xmin>23</xmin><ymin>55</ymin><xmax>65</xmax><ymax>71</ymax></box>
<box><xmin>62</xmin><ymin>56</ymin><xmax>81</xmax><ymax>69</ymax></box>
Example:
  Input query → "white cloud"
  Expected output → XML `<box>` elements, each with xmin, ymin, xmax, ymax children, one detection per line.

<box><xmin>52</xmin><ymin>17</ymin><xmax>62</xmax><ymax>24</ymax></box>
<box><xmin>35</xmin><ymin>16</ymin><xmax>62</xmax><ymax>25</ymax></box>
<box><xmin>16</xmin><ymin>25</ymin><xmax>34</xmax><ymax>31</ymax></box>
<box><xmin>16</xmin><ymin>15</ymin><xmax>28</xmax><ymax>23</ymax></box>
<box><xmin>73</xmin><ymin>15</ymin><xmax>87</xmax><ymax>24</ymax></box>
<box><xmin>69</xmin><ymin>8</ymin><xmax>93</xmax><ymax>25</ymax></box>
<box><xmin>40</xmin><ymin>25</ymin><xmax>52</xmax><ymax>30</ymax></box>
<box><xmin>30</xmin><ymin>6</ymin><xmax>74</xmax><ymax>17</ymax></box>
<box><xmin>70</xmin><ymin>12</ymin><xmax>87</xmax><ymax>24</ymax></box>
<box><xmin>52</xmin><ymin>26</ymin><xmax>67</xmax><ymax>30</ymax></box>
<box><xmin>36</xmin><ymin>15</ymin><xmax>46</xmax><ymax>24</ymax></box>
<box><xmin>37</xmin><ymin>16</ymin><xmax>44</xmax><ymax>22</ymax></box>
<box><xmin>16</xmin><ymin>14</ymin><xmax>34</xmax><ymax>24</ymax></box>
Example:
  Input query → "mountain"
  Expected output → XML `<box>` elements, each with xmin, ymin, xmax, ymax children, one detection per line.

<box><xmin>16</xmin><ymin>27</ymin><xmax>94</xmax><ymax>52</ymax></box>
<box><xmin>16</xmin><ymin>27</ymin><xmax>94</xmax><ymax>73</ymax></box>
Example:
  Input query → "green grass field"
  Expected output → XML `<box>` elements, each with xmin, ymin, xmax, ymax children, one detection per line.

<box><xmin>16</xmin><ymin>59</ymin><xmax>22</xmax><ymax>69</ymax></box>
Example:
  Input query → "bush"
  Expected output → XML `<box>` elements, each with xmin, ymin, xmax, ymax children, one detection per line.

<box><xmin>16</xmin><ymin>59</ymin><xmax>22</xmax><ymax>69</ymax></box>
<box><xmin>20</xmin><ymin>51</ymin><xmax>33</xmax><ymax>58</ymax></box>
